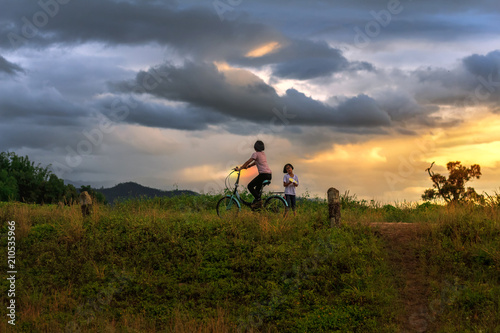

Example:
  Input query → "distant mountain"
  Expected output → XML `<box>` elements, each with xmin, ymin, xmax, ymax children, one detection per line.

<box><xmin>96</xmin><ymin>182</ymin><xmax>198</xmax><ymax>203</ymax></box>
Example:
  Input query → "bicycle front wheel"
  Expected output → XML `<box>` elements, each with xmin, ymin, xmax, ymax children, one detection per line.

<box><xmin>264</xmin><ymin>196</ymin><xmax>288</xmax><ymax>216</ymax></box>
<box><xmin>216</xmin><ymin>196</ymin><xmax>240</xmax><ymax>218</ymax></box>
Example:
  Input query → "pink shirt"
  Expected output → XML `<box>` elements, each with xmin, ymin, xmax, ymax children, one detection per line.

<box><xmin>251</xmin><ymin>151</ymin><xmax>272</xmax><ymax>174</ymax></box>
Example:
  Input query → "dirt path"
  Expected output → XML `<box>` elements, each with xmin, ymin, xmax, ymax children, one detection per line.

<box><xmin>370</xmin><ymin>223</ymin><xmax>437</xmax><ymax>333</ymax></box>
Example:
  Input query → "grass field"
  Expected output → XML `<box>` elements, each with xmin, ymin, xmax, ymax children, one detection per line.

<box><xmin>0</xmin><ymin>194</ymin><xmax>499</xmax><ymax>332</ymax></box>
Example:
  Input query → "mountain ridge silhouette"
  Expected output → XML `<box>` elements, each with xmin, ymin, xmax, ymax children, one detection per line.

<box><xmin>96</xmin><ymin>181</ymin><xmax>198</xmax><ymax>203</ymax></box>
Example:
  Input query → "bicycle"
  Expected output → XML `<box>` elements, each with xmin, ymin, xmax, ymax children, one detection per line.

<box><xmin>216</xmin><ymin>169</ymin><xmax>288</xmax><ymax>217</ymax></box>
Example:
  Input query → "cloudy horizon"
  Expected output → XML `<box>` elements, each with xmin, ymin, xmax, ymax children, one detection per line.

<box><xmin>1</xmin><ymin>0</ymin><xmax>500</xmax><ymax>203</ymax></box>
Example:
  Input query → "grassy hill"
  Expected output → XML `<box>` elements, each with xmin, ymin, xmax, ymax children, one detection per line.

<box><xmin>0</xmin><ymin>195</ymin><xmax>499</xmax><ymax>332</ymax></box>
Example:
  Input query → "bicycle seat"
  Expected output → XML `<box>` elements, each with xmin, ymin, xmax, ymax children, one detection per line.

<box><xmin>262</xmin><ymin>180</ymin><xmax>271</xmax><ymax>187</ymax></box>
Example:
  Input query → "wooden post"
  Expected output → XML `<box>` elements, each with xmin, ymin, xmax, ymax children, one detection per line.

<box><xmin>80</xmin><ymin>191</ymin><xmax>93</xmax><ymax>217</ymax></box>
<box><xmin>327</xmin><ymin>188</ymin><xmax>341</xmax><ymax>227</ymax></box>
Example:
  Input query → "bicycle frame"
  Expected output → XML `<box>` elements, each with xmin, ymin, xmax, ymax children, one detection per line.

<box><xmin>228</xmin><ymin>170</ymin><xmax>253</xmax><ymax>207</ymax></box>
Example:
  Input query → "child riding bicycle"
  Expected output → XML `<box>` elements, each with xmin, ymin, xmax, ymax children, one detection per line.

<box><xmin>235</xmin><ymin>140</ymin><xmax>272</xmax><ymax>208</ymax></box>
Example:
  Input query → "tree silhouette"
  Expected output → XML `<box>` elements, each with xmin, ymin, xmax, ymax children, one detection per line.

<box><xmin>422</xmin><ymin>161</ymin><xmax>483</xmax><ymax>204</ymax></box>
<box><xmin>0</xmin><ymin>151</ymin><xmax>80</xmax><ymax>204</ymax></box>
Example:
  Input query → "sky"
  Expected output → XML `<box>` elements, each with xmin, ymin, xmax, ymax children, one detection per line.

<box><xmin>1</xmin><ymin>0</ymin><xmax>500</xmax><ymax>203</ymax></box>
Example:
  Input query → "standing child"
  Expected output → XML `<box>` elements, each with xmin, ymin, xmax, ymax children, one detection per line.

<box><xmin>283</xmin><ymin>163</ymin><xmax>299</xmax><ymax>215</ymax></box>
<box><xmin>235</xmin><ymin>140</ymin><xmax>272</xmax><ymax>208</ymax></box>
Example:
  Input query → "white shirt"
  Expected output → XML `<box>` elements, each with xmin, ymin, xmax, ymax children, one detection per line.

<box><xmin>283</xmin><ymin>174</ymin><xmax>299</xmax><ymax>195</ymax></box>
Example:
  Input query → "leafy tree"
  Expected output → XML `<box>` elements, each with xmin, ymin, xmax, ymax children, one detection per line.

<box><xmin>422</xmin><ymin>161</ymin><xmax>483</xmax><ymax>204</ymax></box>
<box><xmin>41</xmin><ymin>174</ymin><xmax>66</xmax><ymax>204</ymax></box>
<box><xmin>1</xmin><ymin>152</ymin><xmax>51</xmax><ymax>203</ymax></box>
<box><xmin>0</xmin><ymin>151</ymin><xmax>80</xmax><ymax>204</ymax></box>
<box><xmin>0</xmin><ymin>169</ymin><xmax>18</xmax><ymax>201</ymax></box>
<box><xmin>64</xmin><ymin>184</ymin><xmax>79</xmax><ymax>204</ymax></box>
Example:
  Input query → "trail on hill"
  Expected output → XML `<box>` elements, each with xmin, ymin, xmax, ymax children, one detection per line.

<box><xmin>370</xmin><ymin>223</ymin><xmax>438</xmax><ymax>333</ymax></box>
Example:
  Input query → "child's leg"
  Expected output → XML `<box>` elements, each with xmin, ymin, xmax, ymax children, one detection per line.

<box><xmin>286</xmin><ymin>195</ymin><xmax>296</xmax><ymax>210</ymax></box>
<box><xmin>248</xmin><ymin>175</ymin><xmax>262</xmax><ymax>201</ymax></box>
<box><xmin>248</xmin><ymin>173</ymin><xmax>271</xmax><ymax>201</ymax></box>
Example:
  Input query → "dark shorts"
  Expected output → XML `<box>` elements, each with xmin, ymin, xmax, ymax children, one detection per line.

<box><xmin>285</xmin><ymin>194</ymin><xmax>296</xmax><ymax>210</ymax></box>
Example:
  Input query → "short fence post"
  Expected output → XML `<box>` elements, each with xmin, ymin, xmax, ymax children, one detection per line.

<box><xmin>327</xmin><ymin>188</ymin><xmax>341</xmax><ymax>227</ymax></box>
<box><xmin>80</xmin><ymin>191</ymin><xmax>93</xmax><ymax>217</ymax></box>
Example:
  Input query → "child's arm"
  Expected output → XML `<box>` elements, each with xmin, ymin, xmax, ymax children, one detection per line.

<box><xmin>283</xmin><ymin>176</ymin><xmax>293</xmax><ymax>187</ymax></box>
<box><xmin>235</xmin><ymin>157</ymin><xmax>255</xmax><ymax>171</ymax></box>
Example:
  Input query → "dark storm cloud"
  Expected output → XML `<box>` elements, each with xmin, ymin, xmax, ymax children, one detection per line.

<box><xmin>1</xmin><ymin>0</ymin><xmax>281</xmax><ymax>61</ymax></box>
<box><xmin>271</xmin><ymin>55</ymin><xmax>347</xmax><ymax>80</ymax></box>
<box><xmin>125</xmin><ymin>49</ymin><xmax>498</xmax><ymax>131</ymax></box>
<box><xmin>1</xmin><ymin>0</ymin><xmax>372</xmax><ymax>80</ymax></box>
<box><xmin>94</xmin><ymin>95</ymin><xmax>227</xmax><ymax>131</ymax></box>
<box><xmin>410</xmin><ymin>50</ymin><xmax>500</xmax><ymax>107</ymax></box>
<box><xmin>463</xmin><ymin>50</ymin><xmax>500</xmax><ymax>80</ymax></box>
<box><xmin>0</xmin><ymin>55</ymin><xmax>23</xmax><ymax>75</ymax></box>
<box><xmin>346</xmin><ymin>16</ymin><xmax>494</xmax><ymax>44</ymax></box>
<box><xmin>229</xmin><ymin>39</ymin><xmax>373</xmax><ymax>80</ymax></box>
<box><xmin>2</xmin><ymin>0</ymin><xmax>498</xmax><ymax>62</ymax></box>
<box><xmin>0</xmin><ymin>123</ymin><xmax>82</xmax><ymax>151</ymax></box>
<box><xmin>0</xmin><ymin>80</ymin><xmax>93</xmax><ymax>150</ymax></box>
<box><xmin>374</xmin><ymin>90</ymin><xmax>437</xmax><ymax>122</ymax></box>
<box><xmin>0</xmin><ymin>85</ymin><xmax>87</xmax><ymax>125</ymax></box>
<box><xmin>112</xmin><ymin>62</ymin><xmax>278</xmax><ymax>122</ymax></box>
<box><xmin>2</xmin><ymin>0</ymin><xmax>498</xmax><ymax>144</ymax></box>
<box><xmin>111</xmin><ymin>61</ymin><xmax>392</xmax><ymax>129</ymax></box>
<box><xmin>120</xmin><ymin>47</ymin><xmax>498</xmax><ymax>132</ymax></box>
<box><xmin>238</xmin><ymin>0</ymin><xmax>500</xmax><ymax>47</ymax></box>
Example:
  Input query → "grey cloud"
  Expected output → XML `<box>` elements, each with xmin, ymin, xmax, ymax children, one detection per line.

<box><xmin>254</xmin><ymin>2</ymin><xmax>498</xmax><ymax>45</ymax></box>
<box><xmin>24</xmin><ymin>52</ymin><xmax>135</xmax><ymax>102</ymax></box>
<box><xmin>230</xmin><ymin>39</ymin><xmax>373</xmax><ymax>80</ymax></box>
<box><xmin>374</xmin><ymin>90</ymin><xmax>436</xmax><ymax>122</ymax></box>
<box><xmin>1</xmin><ymin>0</ymin><xmax>281</xmax><ymax>61</ymax></box>
<box><xmin>113</xmin><ymin>62</ymin><xmax>278</xmax><ymax>122</ymax></box>
<box><xmin>0</xmin><ymin>123</ymin><xmax>81</xmax><ymax>151</ymax></box>
<box><xmin>0</xmin><ymin>56</ymin><xmax>23</xmax><ymax>75</ymax></box>
<box><xmin>2</xmin><ymin>0</ymin><xmax>497</xmax><ymax>146</ymax></box>
<box><xmin>3</xmin><ymin>0</ymin><xmax>499</xmax><ymax>59</ymax></box>
<box><xmin>112</xmin><ymin>61</ymin><xmax>392</xmax><ymax>129</ymax></box>
<box><xmin>361</xmin><ymin>18</ymin><xmax>490</xmax><ymax>42</ymax></box>
<box><xmin>283</xmin><ymin>89</ymin><xmax>391</xmax><ymax>127</ymax></box>
<box><xmin>395</xmin><ymin>127</ymin><xmax>418</xmax><ymax>136</ymax></box>
<box><xmin>463</xmin><ymin>50</ymin><xmax>500</xmax><ymax>80</ymax></box>
<box><xmin>94</xmin><ymin>95</ymin><xmax>226</xmax><ymax>131</ymax></box>
<box><xmin>1</xmin><ymin>1</ymin><xmax>372</xmax><ymax>81</ymax></box>
<box><xmin>273</xmin><ymin>57</ymin><xmax>346</xmax><ymax>80</ymax></box>
<box><xmin>410</xmin><ymin>50</ymin><xmax>500</xmax><ymax>107</ymax></box>
<box><xmin>333</xmin><ymin>94</ymin><xmax>391</xmax><ymax>126</ymax></box>
<box><xmin>0</xmin><ymin>80</ymin><xmax>93</xmax><ymax>151</ymax></box>
<box><xmin>0</xmin><ymin>83</ymin><xmax>88</xmax><ymax>126</ymax></box>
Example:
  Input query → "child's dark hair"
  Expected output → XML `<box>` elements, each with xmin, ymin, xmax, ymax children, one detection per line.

<box><xmin>283</xmin><ymin>163</ymin><xmax>294</xmax><ymax>173</ymax></box>
<box><xmin>254</xmin><ymin>140</ymin><xmax>265</xmax><ymax>152</ymax></box>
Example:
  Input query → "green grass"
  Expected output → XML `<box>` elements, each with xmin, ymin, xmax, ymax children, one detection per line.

<box><xmin>1</xmin><ymin>194</ymin><xmax>499</xmax><ymax>332</ymax></box>
<box><xmin>412</xmin><ymin>204</ymin><xmax>500</xmax><ymax>332</ymax></box>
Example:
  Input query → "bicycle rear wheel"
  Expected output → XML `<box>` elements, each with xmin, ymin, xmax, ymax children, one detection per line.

<box><xmin>216</xmin><ymin>196</ymin><xmax>240</xmax><ymax>218</ymax></box>
<box><xmin>264</xmin><ymin>196</ymin><xmax>287</xmax><ymax>216</ymax></box>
